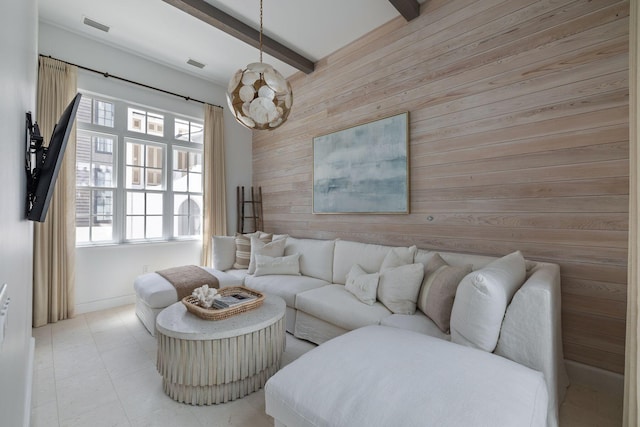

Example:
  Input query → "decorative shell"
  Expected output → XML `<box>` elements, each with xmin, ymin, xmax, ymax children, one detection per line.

<box><xmin>227</xmin><ymin>69</ymin><xmax>243</xmax><ymax>93</ymax></box>
<box><xmin>241</xmin><ymin>71</ymin><xmax>259</xmax><ymax>85</ymax></box>
<box><xmin>246</xmin><ymin>62</ymin><xmax>272</xmax><ymax>73</ymax></box>
<box><xmin>263</xmin><ymin>68</ymin><xmax>288</xmax><ymax>93</ymax></box>
<box><xmin>191</xmin><ymin>284</ymin><xmax>219</xmax><ymax>309</ymax></box>
<box><xmin>239</xmin><ymin>85</ymin><xmax>255</xmax><ymax>103</ymax></box>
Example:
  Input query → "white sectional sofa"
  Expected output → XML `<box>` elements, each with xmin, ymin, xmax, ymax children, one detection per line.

<box><xmin>133</xmin><ymin>234</ymin><xmax>569</xmax><ymax>427</ymax></box>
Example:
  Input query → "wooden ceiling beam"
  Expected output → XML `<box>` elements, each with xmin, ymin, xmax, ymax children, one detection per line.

<box><xmin>389</xmin><ymin>0</ymin><xmax>421</xmax><ymax>21</ymax></box>
<box><xmin>162</xmin><ymin>0</ymin><xmax>315</xmax><ymax>74</ymax></box>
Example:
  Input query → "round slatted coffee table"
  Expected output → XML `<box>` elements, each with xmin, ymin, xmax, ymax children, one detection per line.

<box><xmin>155</xmin><ymin>294</ymin><xmax>286</xmax><ymax>405</ymax></box>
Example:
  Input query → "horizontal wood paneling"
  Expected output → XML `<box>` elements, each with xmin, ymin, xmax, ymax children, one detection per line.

<box><xmin>252</xmin><ymin>0</ymin><xmax>630</xmax><ymax>373</ymax></box>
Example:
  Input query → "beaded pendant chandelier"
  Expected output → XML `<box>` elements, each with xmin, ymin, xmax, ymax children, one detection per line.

<box><xmin>226</xmin><ymin>0</ymin><xmax>292</xmax><ymax>130</ymax></box>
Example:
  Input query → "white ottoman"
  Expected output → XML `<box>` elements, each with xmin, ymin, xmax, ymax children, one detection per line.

<box><xmin>133</xmin><ymin>267</ymin><xmax>243</xmax><ymax>336</ymax></box>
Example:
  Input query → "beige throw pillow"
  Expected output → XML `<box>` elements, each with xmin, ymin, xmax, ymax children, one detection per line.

<box><xmin>377</xmin><ymin>263</ymin><xmax>424</xmax><ymax>314</ymax></box>
<box><xmin>233</xmin><ymin>232</ymin><xmax>271</xmax><ymax>269</ymax></box>
<box><xmin>248</xmin><ymin>235</ymin><xmax>286</xmax><ymax>274</ymax></box>
<box><xmin>417</xmin><ymin>253</ymin><xmax>472</xmax><ymax>333</ymax></box>
<box><xmin>345</xmin><ymin>264</ymin><xmax>380</xmax><ymax>306</ymax></box>
<box><xmin>254</xmin><ymin>253</ymin><xmax>301</xmax><ymax>277</ymax></box>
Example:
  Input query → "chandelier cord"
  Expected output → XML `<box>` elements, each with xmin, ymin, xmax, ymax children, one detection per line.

<box><xmin>259</xmin><ymin>0</ymin><xmax>263</xmax><ymax>63</ymax></box>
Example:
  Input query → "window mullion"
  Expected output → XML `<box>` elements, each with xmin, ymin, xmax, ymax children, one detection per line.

<box><xmin>165</xmin><ymin>146</ymin><xmax>173</xmax><ymax>239</ymax></box>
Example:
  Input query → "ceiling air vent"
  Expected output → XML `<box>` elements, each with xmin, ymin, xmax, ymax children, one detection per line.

<box><xmin>83</xmin><ymin>17</ymin><xmax>110</xmax><ymax>33</ymax></box>
<box><xmin>187</xmin><ymin>59</ymin><xmax>206</xmax><ymax>69</ymax></box>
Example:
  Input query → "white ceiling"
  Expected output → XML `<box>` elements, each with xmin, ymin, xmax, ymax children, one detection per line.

<box><xmin>38</xmin><ymin>0</ymin><xmax>410</xmax><ymax>87</ymax></box>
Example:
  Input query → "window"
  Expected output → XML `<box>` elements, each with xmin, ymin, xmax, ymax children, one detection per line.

<box><xmin>172</xmin><ymin>148</ymin><xmax>202</xmax><ymax>236</ymax></box>
<box><xmin>125</xmin><ymin>141</ymin><xmax>164</xmax><ymax>189</ymax></box>
<box><xmin>94</xmin><ymin>100</ymin><xmax>115</xmax><ymax>127</ymax></box>
<box><xmin>95</xmin><ymin>136</ymin><xmax>113</xmax><ymax>154</ymax></box>
<box><xmin>175</xmin><ymin>118</ymin><xmax>203</xmax><ymax>143</ymax></box>
<box><xmin>125</xmin><ymin>140</ymin><xmax>165</xmax><ymax>239</ymax></box>
<box><xmin>76</xmin><ymin>130</ymin><xmax>116</xmax><ymax>242</ymax></box>
<box><xmin>128</xmin><ymin>108</ymin><xmax>164</xmax><ymax>137</ymax></box>
<box><xmin>75</xmin><ymin>93</ymin><xmax>204</xmax><ymax>245</ymax></box>
<box><xmin>77</xmin><ymin>96</ymin><xmax>114</xmax><ymax>127</ymax></box>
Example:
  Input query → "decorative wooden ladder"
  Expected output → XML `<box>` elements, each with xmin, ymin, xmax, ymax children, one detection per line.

<box><xmin>236</xmin><ymin>186</ymin><xmax>263</xmax><ymax>233</ymax></box>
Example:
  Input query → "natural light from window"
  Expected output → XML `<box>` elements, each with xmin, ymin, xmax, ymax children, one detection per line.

<box><xmin>75</xmin><ymin>93</ymin><xmax>203</xmax><ymax>245</ymax></box>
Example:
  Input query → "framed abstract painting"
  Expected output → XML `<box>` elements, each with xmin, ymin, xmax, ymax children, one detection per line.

<box><xmin>313</xmin><ymin>112</ymin><xmax>409</xmax><ymax>214</ymax></box>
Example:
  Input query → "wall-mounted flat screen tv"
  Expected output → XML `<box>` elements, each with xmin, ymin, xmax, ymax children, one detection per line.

<box><xmin>26</xmin><ymin>93</ymin><xmax>82</xmax><ymax>222</ymax></box>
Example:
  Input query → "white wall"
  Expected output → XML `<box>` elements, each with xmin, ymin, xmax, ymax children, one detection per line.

<box><xmin>75</xmin><ymin>241</ymin><xmax>202</xmax><ymax>313</ymax></box>
<box><xmin>38</xmin><ymin>22</ymin><xmax>253</xmax><ymax>313</ymax></box>
<box><xmin>0</xmin><ymin>1</ymin><xmax>38</xmax><ymax>426</ymax></box>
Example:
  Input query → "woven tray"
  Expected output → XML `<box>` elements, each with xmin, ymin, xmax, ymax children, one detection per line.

<box><xmin>182</xmin><ymin>286</ymin><xmax>265</xmax><ymax>321</ymax></box>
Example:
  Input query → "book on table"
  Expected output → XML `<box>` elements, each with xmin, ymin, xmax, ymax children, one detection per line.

<box><xmin>213</xmin><ymin>292</ymin><xmax>257</xmax><ymax>309</ymax></box>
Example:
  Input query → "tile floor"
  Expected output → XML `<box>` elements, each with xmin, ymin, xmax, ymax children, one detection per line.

<box><xmin>31</xmin><ymin>304</ymin><xmax>622</xmax><ymax>427</ymax></box>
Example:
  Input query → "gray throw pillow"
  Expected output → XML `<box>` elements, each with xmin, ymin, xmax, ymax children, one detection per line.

<box><xmin>417</xmin><ymin>253</ymin><xmax>472</xmax><ymax>333</ymax></box>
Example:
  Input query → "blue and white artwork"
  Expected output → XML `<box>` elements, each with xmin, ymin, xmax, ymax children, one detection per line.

<box><xmin>313</xmin><ymin>112</ymin><xmax>409</xmax><ymax>214</ymax></box>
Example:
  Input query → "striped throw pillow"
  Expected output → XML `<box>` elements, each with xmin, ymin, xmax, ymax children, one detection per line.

<box><xmin>233</xmin><ymin>232</ymin><xmax>271</xmax><ymax>269</ymax></box>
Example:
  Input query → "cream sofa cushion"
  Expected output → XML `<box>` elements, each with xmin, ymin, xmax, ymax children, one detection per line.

<box><xmin>244</xmin><ymin>274</ymin><xmax>329</xmax><ymax>307</ymax></box>
<box><xmin>284</xmin><ymin>237</ymin><xmax>335</xmax><ymax>282</ymax></box>
<box><xmin>379</xmin><ymin>245</ymin><xmax>417</xmax><ymax>271</ymax></box>
<box><xmin>377</xmin><ymin>263</ymin><xmax>424</xmax><ymax>314</ymax></box>
<box><xmin>295</xmin><ymin>285</ymin><xmax>391</xmax><ymax>331</ymax></box>
<box><xmin>450</xmin><ymin>250</ymin><xmax>527</xmax><ymax>352</ymax></box>
<box><xmin>380</xmin><ymin>311</ymin><xmax>450</xmax><ymax>341</ymax></box>
<box><xmin>415</xmin><ymin>249</ymin><xmax>495</xmax><ymax>271</ymax></box>
<box><xmin>265</xmin><ymin>325</ymin><xmax>548</xmax><ymax>427</ymax></box>
<box><xmin>333</xmin><ymin>240</ymin><xmax>394</xmax><ymax>284</ymax></box>
<box><xmin>212</xmin><ymin>235</ymin><xmax>236</xmax><ymax>270</ymax></box>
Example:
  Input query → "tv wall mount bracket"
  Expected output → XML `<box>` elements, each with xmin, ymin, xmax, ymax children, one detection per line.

<box><xmin>25</xmin><ymin>112</ymin><xmax>45</xmax><ymax>216</ymax></box>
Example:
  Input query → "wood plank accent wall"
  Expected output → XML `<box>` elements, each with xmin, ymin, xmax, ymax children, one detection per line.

<box><xmin>252</xmin><ymin>0</ymin><xmax>630</xmax><ymax>373</ymax></box>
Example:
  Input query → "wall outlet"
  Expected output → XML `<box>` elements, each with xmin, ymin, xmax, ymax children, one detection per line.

<box><xmin>142</xmin><ymin>265</ymin><xmax>149</xmax><ymax>273</ymax></box>
<box><xmin>0</xmin><ymin>284</ymin><xmax>8</xmax><ymax>351</ymax></box>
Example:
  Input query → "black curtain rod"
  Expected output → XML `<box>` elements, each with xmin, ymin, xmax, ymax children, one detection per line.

<box><xmin>40</xmin><ymin>54</ymin><xmax>223</xmax><ymax>109</ymax></box>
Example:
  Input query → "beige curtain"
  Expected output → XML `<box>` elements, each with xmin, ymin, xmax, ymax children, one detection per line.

<box><xmin>32</xmin><ymin>57</ymin><xmax>77</xmax><ymax>327</ymax></box>
<box><xmin>201</xmin><ymin>104</ymin><xmax>227</xmax><ymax>266</ymax></box>
<box><xmin>626</xmin><ymin>1</ymin><xmax>639</xmax><ymax>424</ymax></box>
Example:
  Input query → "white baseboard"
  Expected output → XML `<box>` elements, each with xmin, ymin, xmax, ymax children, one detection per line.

<box><xmin>75</xmin><ymin>294</ymin><xmax>136</xmax><ymax>314</ymax></box>
<box><xmin>24</xmin><ymin>337</ymin><xmax>34</xmax><ymax>427</ymax></box>
<box><xmin>565</xmin><ymin>359</ymin><xmax>624</xmax><ymax>397</ymax></box>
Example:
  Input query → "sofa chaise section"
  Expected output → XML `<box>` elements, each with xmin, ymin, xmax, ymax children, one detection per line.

<box><xmin>266</xmin><ymin>325</ymin><xmax>549</xmax><ymax>427</ymax></box>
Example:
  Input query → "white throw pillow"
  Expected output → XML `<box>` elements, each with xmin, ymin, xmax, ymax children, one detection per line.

<box><xmin>379</xmin><ymin>245</ymin><xmax>417</xmax><ymax>271</ymax></box>
<box><xmin>212</xmin><ymin>235</ymin><xmax>236</xmax><ymax>270</ymax></box>
<box><xmin>377</xmin><ymin>263</ymin><xmax>424</xmax><ymax>314</ymax></box>
<box><xmin>344</xmin><ymin>264</ymin><xmax>380</xmax><ymax>306</ymax></box>
<box><xmin>248</xmin><ymin>236</ymin><xmax>286</xmax><ymax>274</ymax></box>
<box><xmin>254</xmin><ymin>253</ymin><xmax>301</xmax><ymax>277</ymax></box>
<box><xmin>450</xmin><ymin>251</ymin><xmax>527</xmax><ymax>352</ymax></box>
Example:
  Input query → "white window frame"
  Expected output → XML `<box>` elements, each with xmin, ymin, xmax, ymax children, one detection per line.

<box><xmin>75</xmin><ymin>91</ymin><xmax>204</xmax><ymax>246</ymax></box>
